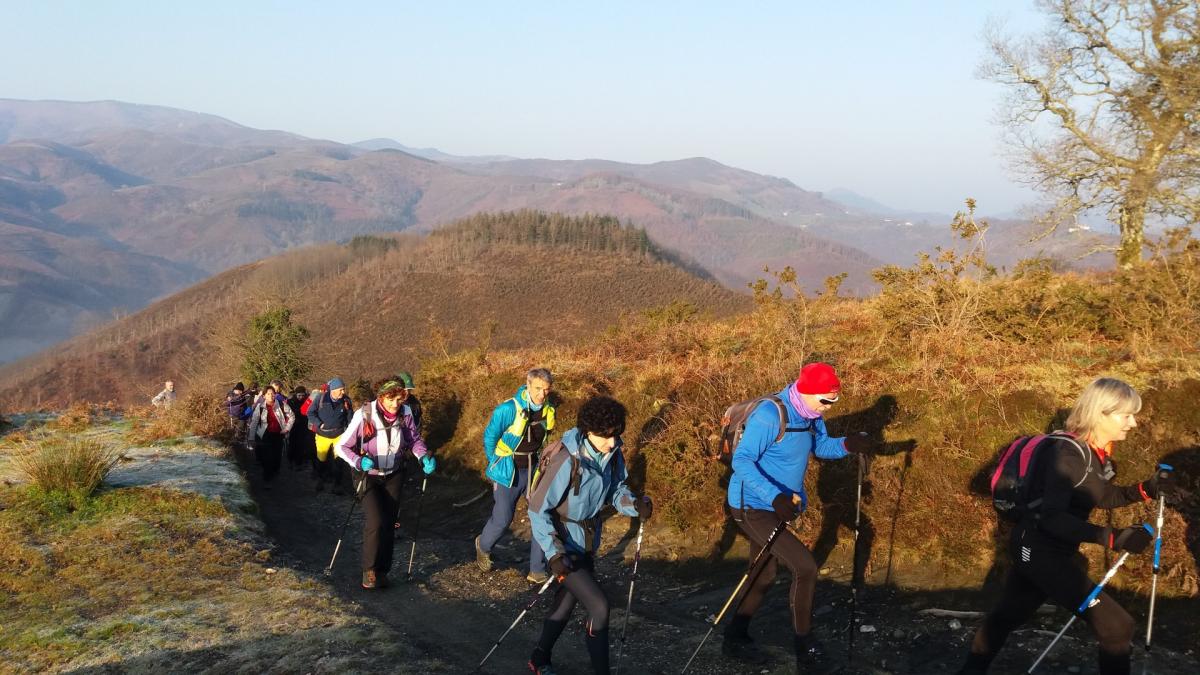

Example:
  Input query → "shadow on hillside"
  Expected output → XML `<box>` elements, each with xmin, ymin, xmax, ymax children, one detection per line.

<box><xmin>819</xmin><ymin>395</ymin><xmax>916</xmax><ymax>588</ymax></box>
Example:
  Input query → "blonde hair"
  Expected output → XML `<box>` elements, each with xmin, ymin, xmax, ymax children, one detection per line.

<box><xmin>1065</xmin><ymin>377</ymin><xmax>1141</xmax><ymax>438</ymax></box>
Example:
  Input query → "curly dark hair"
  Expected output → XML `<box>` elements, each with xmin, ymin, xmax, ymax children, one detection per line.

<box><xmin>576</xmin><ymin>396</ymin><xmax>626</xmax><ymax>438</ymax></box>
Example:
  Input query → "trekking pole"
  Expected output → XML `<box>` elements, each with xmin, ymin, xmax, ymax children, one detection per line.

<box><xmin>1028</xmin><ymin>548</ymin><xmax>1136</xmax><ymax>673</ymax></box>
<box><xmin>405</xmin><ymin>476</ymin><xmax>428</xmax><ymax>579</ymax></box>
<box><xmin>848</xmin><ymin>451</ymin><xmax>864</xmax><ymax>663</ymax></box>
<box><xmin>1142</xmin><ymin>479</ymin><xmax>1168</xmax><ymax>675</ymax></box>
<box><xmin>615</xmin><ymin>520</ymin><xmax>646</xmax><ymax>675</ymax></box>
<box><xmin>476</xmin><ymin>575</ymin><xmax>557</xmax><ymax>671</ymax></box>
<box><xmin>325</xmin><ymin>470</ymin><xmax>368</xmax><ymax>576</ymax></box>
<box><xmin>681</xmin><ymin>518</ymin><xmax>789</xmax><ymax>674</ymax></box>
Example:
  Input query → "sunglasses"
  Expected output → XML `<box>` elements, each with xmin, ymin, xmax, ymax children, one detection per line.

<box><xmin>817</xmin><ymin>395</ymin><xmax>839</xmax><ymax>406</ymax></box>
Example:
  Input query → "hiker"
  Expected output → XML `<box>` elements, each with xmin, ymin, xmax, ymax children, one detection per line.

<box><xmin>333</xmin><ymin>377</ymin><xmax>436</xmax><ymax>589</ymax></box>
<box><xmin>475</xmin><ymin>368</ymin><xmax>556</xmax><ymax>583</ymax></box>
<box><xmin>308</xmin><ymin>377</ymin><xmax>354</xmax><ymax>494</ymax></box>
<box><xmin>246</xmin><ymin>384</ymin><xmax>296</xmax><ymax>489</ymax></box>
<box><xmin>396</xmin><ymin>371</ymin><xmax>422</xmax><ymax>430</ymax></box>
<box><xmin>526</xmin><ymin>395</ymin><xmax>652</xmax><ymax>675</ymax></box>
<box><xmin>286</xmin><ymin>385</ymin><xmax>314</xmax><ymax>471</ymax></box>
<box><xmin>151</xmin><ymin>380</ymin><xmax>176</xmax><ymax>409</ymax></box>
<box><xmin>225</xmin><ymin>382</ymin><xmax>251</xmax><ymax>447</ymax></box>
<box><xmin>957</xmin><ymin>378</ymin><xmax>1175</xmax><ymax>675</ymax></box>
<box><xmin>722</xmin><ymin>362</ymin><xmax>877</xmax><ymax>668</ymax></box>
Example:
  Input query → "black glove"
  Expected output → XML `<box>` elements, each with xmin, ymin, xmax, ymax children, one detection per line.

<box><xmin>1111</xmin><ymin>524</ymin><xmax>1154</xmax><ymax>553</ymax></box>
<box><xmin>844</xmin><ymin>432</ymin><xmax>876</xmax><ymax>455</ymax></box>
<box><xmin>1141</xmin><ymin>464</ymin><xmax>1176</xmax><ymax>500</ymax></box>
<box><xmin>549</xmin><ymin>554</ymin><xmax>573</xmax><ymax>578</ymax></box>
<box><xmin>634</xmin><ymin>495</ymin><xmax>653</xmax><ymax>521</ymax></box>
<box><xmin>772</xmin><ymin>492</ymin><xmax>799</xmax><ymax>523</ymax></box>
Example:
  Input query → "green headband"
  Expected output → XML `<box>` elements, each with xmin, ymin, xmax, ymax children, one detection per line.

<box><xmin>378</xmin><ymin>380</ymin><xmax>404</xmax><ymax>395</ymax></box>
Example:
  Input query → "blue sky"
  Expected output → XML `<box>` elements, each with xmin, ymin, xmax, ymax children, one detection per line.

<box><xmin>1</xmin><ymin>1</ymin><xmax>1048</xmax><ymax>214</ymax></box>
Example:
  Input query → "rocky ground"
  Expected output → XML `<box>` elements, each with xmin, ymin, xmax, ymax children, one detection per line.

<box><xmin>241</xmin><ymin>445</ymin><xmax>1199</xmax><ymax>675</ymax></box>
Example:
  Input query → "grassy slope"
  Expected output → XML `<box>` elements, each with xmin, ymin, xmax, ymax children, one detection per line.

<box><xmin>0</xmin><ymin>423</ymin><xmax>445</xmax><ymax>673</ymax></box>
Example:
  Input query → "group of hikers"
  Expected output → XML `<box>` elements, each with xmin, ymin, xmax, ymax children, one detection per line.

<box><xmin>209</xmin><ymin>362</ymin><xmax>1175</xmax><ymax>675</ymax></box>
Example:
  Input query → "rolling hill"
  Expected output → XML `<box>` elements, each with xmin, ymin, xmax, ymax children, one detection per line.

<box><xmin>0</xmin><ymin>212</ymin><xmax>749</xmax><ymax>408</ymax></box>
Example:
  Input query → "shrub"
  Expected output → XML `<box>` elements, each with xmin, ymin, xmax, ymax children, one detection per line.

<box><xmin>46</xmin><ymin>402</ymin><xmax>98</xmax><ymax>433</ymax></box>
<box><xmin>237</xmin><ymin>306</ymin><xmax>313</xmax><ymax>386</ymax></box>
<box><xmin>126</xmin><ymin>394</ymin><xmax>227</xmax><ymax>445</ymax></box>
<box><xmin>13</xmin><ymin>437</ymin><xmax>120</xmax><ymax>498</ymax></box>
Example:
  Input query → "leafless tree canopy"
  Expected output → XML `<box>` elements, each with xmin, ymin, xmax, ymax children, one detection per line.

<box><xmin>983</xmin><ymin>0</ymin><xmax>1200</xmax><ymax>267</ymax></box>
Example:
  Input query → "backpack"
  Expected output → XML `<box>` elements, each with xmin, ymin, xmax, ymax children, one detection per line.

<box><xmin>990</xmin><ymin>432</ymin><xmax>1091</xmax><ymax>523</ymax></box>
<box><xmin>716</xmin><ymin>395</ymin><xmax>814</xmax><ymax>464</ymax></box>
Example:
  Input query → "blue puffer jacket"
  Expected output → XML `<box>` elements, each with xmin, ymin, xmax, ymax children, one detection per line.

<box><xmin>528</xmin><ymin>428</ymin><xmax>639</xmax><ymax>559</ymax></box>
<box><xmin>483</xmin><ymin>386</ymin><xmax>556</xmax><ymax>487</ymax></box>
<box><xmin>727</xmin><ymin>385</ymin><xmax>849</xmax><ymax>513</ymax></box>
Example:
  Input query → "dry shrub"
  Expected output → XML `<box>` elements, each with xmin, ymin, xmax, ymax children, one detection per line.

<box><xmin>13</xmin><ymin>436</ymin><xmax>121</xmax><ymax>496</ymax></box>
<box><xmin>126</xmin><ymin>394</ymin><xmax>227</xmax><ymax>445</ymax></box>
<box><xmin>46</xmin><ymin>401</ymin><xmax>99</xmax><ymax>433</ymax></box>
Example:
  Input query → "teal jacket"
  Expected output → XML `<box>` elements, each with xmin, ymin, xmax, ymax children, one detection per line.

<box><xmin>527</xmin><ymin>428</ymin><xmax>639</xmax><ymax>559</ymax></box>
<box><xmin>483</xmin><ymin>385</ymin><xmax>556</xmax><ymax>487</ymax></box>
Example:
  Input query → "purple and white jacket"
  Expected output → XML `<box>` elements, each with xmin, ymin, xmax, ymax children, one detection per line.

<box><xmin>334</xmin><ymin>401</ymin><xmax>428</xmax><ymax>475</ymax></box>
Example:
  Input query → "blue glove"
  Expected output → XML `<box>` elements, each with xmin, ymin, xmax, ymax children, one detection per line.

<box><xmin>358</xmin><ymin>456</ymin><xmax>375</xmax><ymax>472</ymax></box>
<box><xmin>420</xmin><ymin>455</ymin><xmax>436</xmax><ymax>475</ymax></box>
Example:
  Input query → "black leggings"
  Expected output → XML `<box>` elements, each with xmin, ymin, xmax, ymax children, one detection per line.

<box><xmin>532</xmin><ymin>556</ymin><xmax>611</xmax><ymax>674</ymax></box>
<box><xmin>360</xmin><ymin>471</ymin><xmax>404</xmax><ymax>574</ymax></box>
<box><xmin>730</xmin><ymin>508</ymin><xmax>818</xmax><ymax>636</ymax></box>
<box><xmin>966</xmin><ymin>533</ymin><xmax>1134</xmax><ymax>675</ymax></box>
<box><xmin>255</xmin><ymin>432</ymin><xmax>284</xmax><ymax>482</ymax></box>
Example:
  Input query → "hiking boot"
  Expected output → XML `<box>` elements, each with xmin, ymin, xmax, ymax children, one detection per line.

<box><xmin>722</xmin><ymin>634</ymin><xmax>770</xmax><ymax>664</ymax></box>
<box><xmin>376</xmin><ymin>571</ymin><xmax>389</xmax><ymax>589</ymax></box>
<box><xmin>526</xmin><ymin>570</ymin><xmax>550</xmax><ymax>584</ymax></box>
<box><xmin>362</xmin><ymin>570</ymin><xmax>377</xmax><ymax>589</ymax></box>
<box><xmin>794</xmin><ymin>634</ymin><xmax>830</xmax><ymax>670</ymax></box>
<box><xmin>528</xmin><ymin>647</ymin><xmax>556</xmax><ymax>675</ymax></box>
<box><xmin>474</xmin><ymin>535</ymin><xmax>492</xmax><ymax>572</ymax></box>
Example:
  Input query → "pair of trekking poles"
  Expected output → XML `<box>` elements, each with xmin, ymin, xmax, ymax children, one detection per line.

<box><xmin>1028</xmin><ymin>474</ymin><xmax>1170</xmax><ymax>675</ymax></box>
<box><xmin>475</xmin><ymin>521</ymin><xmax>646</xmax><ymax>673</ymax></box>
<box><xmin>681</xmin><ymin>453</ymin><xmax>867</xmax><ymax>674</ymax></box>
<box><xmin>324</xmin><ymin>464</ymin><xmax>429</xmax><ymax>580</ymax></box>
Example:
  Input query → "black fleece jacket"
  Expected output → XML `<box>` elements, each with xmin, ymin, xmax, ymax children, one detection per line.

<box><xmin>1021</xmin><ymin>437</ymin><xmax>1149</xmax><ymax>553</ymax></box>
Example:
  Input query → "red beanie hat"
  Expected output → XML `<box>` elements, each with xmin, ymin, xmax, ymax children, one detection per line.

<box><xmin>794</xmin><ymin>362</ymin><xmax>841</xmax><ymax>395</ymax></box>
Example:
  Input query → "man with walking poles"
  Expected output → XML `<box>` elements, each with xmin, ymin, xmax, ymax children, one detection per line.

<box><xmin>475</xmin><ymin>368</ymin><xmax>557</xmax><ymax>583</ymax></box>
<box><xmin>685</xmin><ymin>362</ymin><xmax>877</xmax><ymax>672</ymax></box>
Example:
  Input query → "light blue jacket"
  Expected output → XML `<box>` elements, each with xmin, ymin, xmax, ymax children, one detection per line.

<box><xmin>727</xmin><ymin>386</ymin><xmax>849</xmax><ymax>512</ymax></box>
<box><xmin>528</xmin><ymin>428</ymin><xmax>639</xmax><ymax>559</ymax></box>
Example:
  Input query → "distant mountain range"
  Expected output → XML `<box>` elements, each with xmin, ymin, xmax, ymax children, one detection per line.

<box><xmin>0</xmin><ymin>98</ymin><xmax>1112</xmax><ymax>364</ymax></box>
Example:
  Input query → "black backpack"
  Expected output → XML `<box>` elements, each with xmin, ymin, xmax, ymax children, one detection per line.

<box><xmin>990</xmin><ymin>432</ymin><xmax>1091</xmax><ymax>522</ymax></box>
<box><xmin>716</xmin><ymin>395</ymin><xmax>814</xmax><ymax>464</ymax></box>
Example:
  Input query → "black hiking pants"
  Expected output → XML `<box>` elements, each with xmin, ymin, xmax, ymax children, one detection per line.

<box><xmin>729</xmin><ymin>508</ymin><xmax>818</xmax><ymax>637</ymax></box>
<box><xmin>531</xmin><ymin>555</ymin><xmax>611</xmax><ymax>674</ymax></box>
<box><xmin>255</xmin><ymin>431</ymin><xmax>284</xmax><ymax>483</ymax></box>
<box><xmin>964</xmin><ymin>529</ymin><xmax>1134</xmax><ymax>675</ymax></box>
<box><xmin>360</xmin><ymin>470</ymin><xmax>405</xmax><ymax>574</ymax></box>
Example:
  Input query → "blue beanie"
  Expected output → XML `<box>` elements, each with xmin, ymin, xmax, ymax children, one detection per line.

<box><xmin>328</xmin><ymin>377</ymin><xmax>346</xmax><ymax>390</ymax></box>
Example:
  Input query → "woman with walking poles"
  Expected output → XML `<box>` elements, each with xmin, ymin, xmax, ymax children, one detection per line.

<box><xmin>333</xmin><ymin>377</ymin><xmax>436</xmax><ymax>589</ymax></box>
<box><xmin>524</xmin><ymin>395</ymin><xmax>653</xmax><ymax>675</ymax></box>
<box><xmin>956</xmin><ymin>377</ymin><xmax>1175</xmax><ymax>675</ymax></box>
<box><xmin>710</xmin><ymin>362</ymin><xmax>877</xmax><ymax>671</ymax></box>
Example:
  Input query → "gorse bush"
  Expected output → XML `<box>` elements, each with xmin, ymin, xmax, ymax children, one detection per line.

<box><xmin>238</xmin><ymin>306</ymin><xmax>312</xmax><ymax>387</ymax></box>
<box><xmin>14</xmin><ymin>437</ymin><xmax>121</xmax><ymax>500</ymax></box>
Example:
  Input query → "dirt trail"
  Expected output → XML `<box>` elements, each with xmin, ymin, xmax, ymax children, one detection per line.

<box><xmin>243</xmin><ymin>448</ymin><xmax>1198</xmax><ymax>675</ymax></box>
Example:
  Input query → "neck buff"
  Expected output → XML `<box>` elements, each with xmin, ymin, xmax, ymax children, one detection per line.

<box><xmin>788</xmin><ymin>385</ymin><xmax>823</xmax><ymax>420</ymax></box>
<box><xmin>376</xmin><ymin>401</ymin><xmax>399</xmax><ymax>424</ymax></box>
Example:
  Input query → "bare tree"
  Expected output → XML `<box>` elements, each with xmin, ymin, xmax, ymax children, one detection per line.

<box><xmin>983</xmin><ymin>0</ymin><xmax>1200</xmax><ymax>267</ymax></box>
